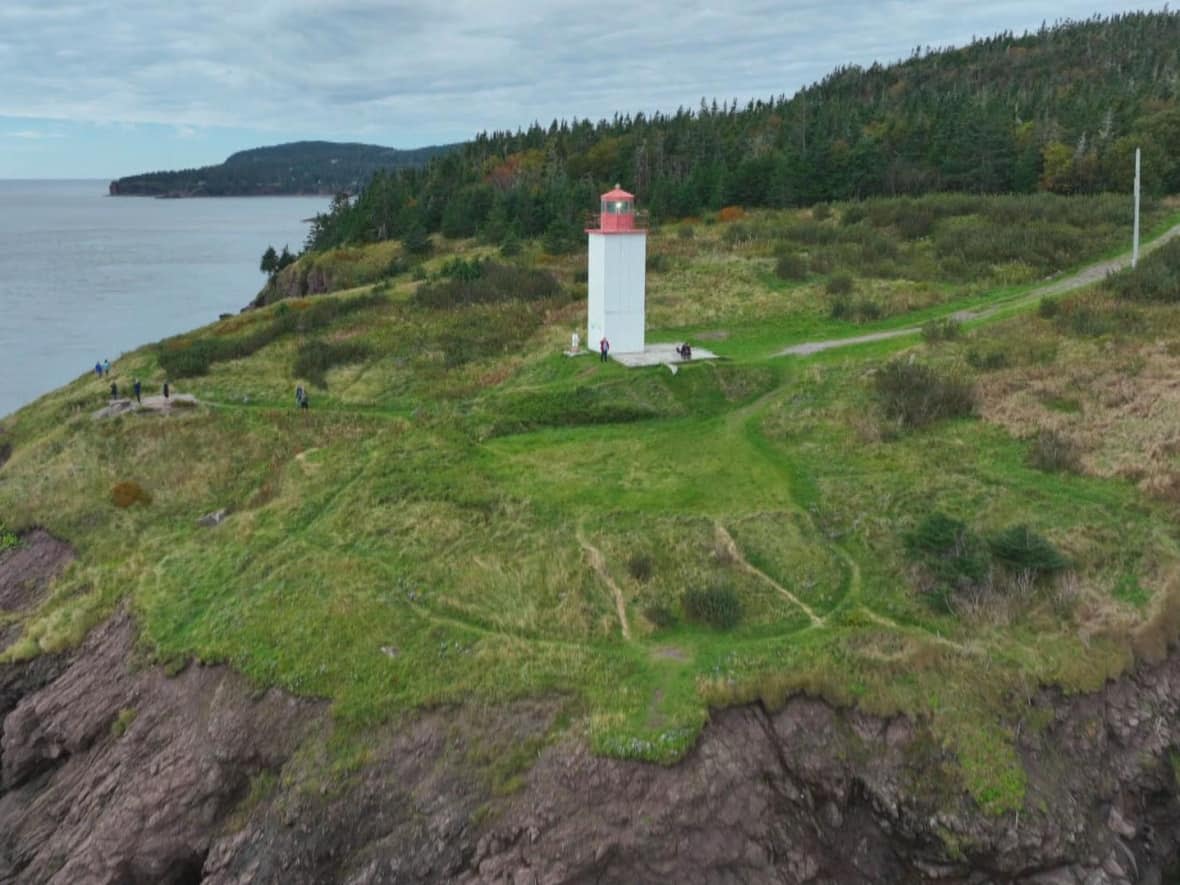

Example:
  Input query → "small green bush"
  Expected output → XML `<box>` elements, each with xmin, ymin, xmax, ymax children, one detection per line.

<box><xmin>965</xmin><ymin>347</ymin><xmax>1010</xmax><ymax>371</ymax></box>
<box><xmin>905</xmin><ymin>512</ymin><xmax>991</xmax><ymax>608</ymax></box>
<box><xmin>0</xmin><ymin>523</ymin><xmax>19</xmax><ymax>553</ymax></box>
<box><xmin>642</xmin><ymin>604</ymin><xmax>678</xmax><ymax>629</ymax></box>
<box><xmin>988</xmin><ymin>525</ymin><xmax>1068</xmax><ymax>577</ymax></box>
<box><xmin>677</xmin><ymin>224</ymin><xmax>695</xmax><ymax>240</ymax></box>
<box><xmin>829</xmin><ymin>295</ymin><xmax>882</xmax><ymax>323</ymax></box>
<box><xmin>682</xmin><ymin>583</ymin><xmax>742</xmax><ymax>630</ymax></box>
<box><xmin>812</xmin><ymin>202</ymin><xmax>832</xmax><ymax>221</ymax></box>
<box><xmin>873</xmin><ymin>359</ymin><xmax>976</xmax><ymax>429</ymax></box>
<box><xmin>1037</xmin><ymin>298</ymin><xmax>1061</xmax><ymax>318</ymax></box>
<box><xmin>413</xmin><ymin>263</ymin><xmax>560</xmax><ymax>310</ymax></box>
<box><xmin>825</xmin><ymin>273</ymin><xmax>855</xmax><ymax>295</ymax></box>
<box><xmin>498</xmin><ymin>233</ymin><xmax>522</xmax><ymax>257</ymax></box>
<box><xmin>774</xmin><ymin>252</ymin><xmax>808</xmax><ymax>281</ymax></box>
<box><xmin>627</xmin><ymin>552</ymin><xmax>654</xmax><ymax>582</ymax></box>
<box><xmin>647</xmin><ymin>253</ymin><xmax>670</xmax><ymax>273</ymax></box>
<box><xmin>921</xmin><ymin>318</ymin><xmax>963</xmax><ymax>343</ymax></box>
<box><xmin>111</xmin><ymin>707</ymin><xmax>137</xmax><ymax>738</ymax></box>
<box><xmin>293</xmin><ymin>340</ymin><xmax>372</xmax><ymax>388</ymax></box>
<box><xmin>841</xmin><ymin>204</ymin><xmax>867</xmax><ymax>226</ymax></box>
<box><xmin>1105</xmin><ymin>238</ymin><xmax>1180</xmax><ymax>302</ymax></box>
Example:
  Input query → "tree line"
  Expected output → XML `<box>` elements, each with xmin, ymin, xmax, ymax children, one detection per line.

<box><xmin>305</xmin><ymin>11</ymin><xmax>1180</xmax><ymax>254</ymax></box>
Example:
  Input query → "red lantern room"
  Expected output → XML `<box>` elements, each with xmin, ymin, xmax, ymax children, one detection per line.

<box><xmin>597</xmin><ymin>185</ymin><xmax>636</xmax><ymax>232</ymax></box>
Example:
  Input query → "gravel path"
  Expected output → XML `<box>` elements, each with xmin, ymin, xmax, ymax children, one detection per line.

<box><xmin>778</xmin><ymin>223</ymin><xmax>1180</xmax><ymax>357</ymax></box>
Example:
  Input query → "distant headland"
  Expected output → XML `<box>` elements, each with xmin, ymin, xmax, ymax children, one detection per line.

<box><xmin>108</xmin><ymin>139</ymin><xmax>458</xmax><ymax>197</ymax></box>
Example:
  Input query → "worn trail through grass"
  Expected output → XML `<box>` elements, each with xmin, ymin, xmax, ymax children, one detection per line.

<box><xmin>576</xmin><ymin>523</ymin><xmax>632</xmax><ymax>641</ymax></box>
<box><xmin>712</xmin><ymin>522</ymin><xmax>823</xmax><ymax>626</ymax></box>
<box><xmin>777</xmin><ymin>222</ymin><xmax>1180</xmax><ymax>357</ymax></box>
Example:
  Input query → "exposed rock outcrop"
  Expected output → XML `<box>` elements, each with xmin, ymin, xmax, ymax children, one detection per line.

<box><xmin>0</xmin><ymin>614</ymin><xmax>316</xmax><ymax>884</ymax></box>
<box><xmin>3</xmin><ymin>608</ymin><xmax>1180</xmax><ymax>883</ymax></box>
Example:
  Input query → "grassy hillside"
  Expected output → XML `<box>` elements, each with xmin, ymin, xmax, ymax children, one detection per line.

<box><xmin>4</xmin><ymin>192</ymin><xmax>1180</xmax><ymax>822</ymax></box>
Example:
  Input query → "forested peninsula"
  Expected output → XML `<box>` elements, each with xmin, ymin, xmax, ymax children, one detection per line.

<box><xmin>107</xmin><ymin>140</ymin><xmax>458</xmax><ymax>197</ymax></box>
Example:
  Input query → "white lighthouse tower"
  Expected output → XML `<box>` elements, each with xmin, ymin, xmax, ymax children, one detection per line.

<box><xmin>587</xmin><ymin>185</ymin><xmax>646</xmax><ymax>355</ymax></box>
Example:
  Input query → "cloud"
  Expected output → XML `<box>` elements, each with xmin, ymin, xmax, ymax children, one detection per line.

<box><xmin>0</xmin><ymin>0</ymin><xmax>1166</xmax><ymax>150</ymax></box>
<box><xmin>4</xmin><ymin>128</ymin><xmax>62</xmax><ymax>139</ymax></box>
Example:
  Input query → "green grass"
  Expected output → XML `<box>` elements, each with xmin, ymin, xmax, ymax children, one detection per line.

<box><xmin>3</xmin><ymin>193</ymin><xmax>1180</xmax><ymax>817</ymax></box>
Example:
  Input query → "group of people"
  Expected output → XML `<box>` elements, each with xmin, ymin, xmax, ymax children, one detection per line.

<box><xmin>95</xmin><ymin>358</ymin><xmax>168</xmax><ymax>405</ymax></box>
<box><xmin>577</xmin><ymin>334</ymin><xmax>692</xmax><ymax>362</ymax></box>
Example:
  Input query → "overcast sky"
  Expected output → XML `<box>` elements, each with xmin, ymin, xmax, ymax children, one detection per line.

<box><xmin>0</xmin><ymin>0</ymin><xmax>1168</xmax><ymax>178</ymax></box>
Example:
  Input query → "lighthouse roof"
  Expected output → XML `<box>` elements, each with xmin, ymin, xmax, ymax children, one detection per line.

<box><xmin>601</xmin><ymin>186</ymin><xmax>634</xmax><ymax>201</ymax></box>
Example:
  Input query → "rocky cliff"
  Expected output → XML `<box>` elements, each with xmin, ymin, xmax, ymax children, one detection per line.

<box><xmin>3</xmin><ymin>535</ymin><xmax>1180</xmax><ymax>885</ymax></box>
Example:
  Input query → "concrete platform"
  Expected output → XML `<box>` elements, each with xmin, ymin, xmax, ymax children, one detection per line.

<box><xmin>608</xmin><ymin>343</ymin><xmax>719</xmax><ymax>368</ymax></box>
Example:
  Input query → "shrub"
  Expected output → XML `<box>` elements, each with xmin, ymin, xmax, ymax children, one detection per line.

<box><xmin>842</xmin><ymin>204</ymin><xmax>867</xmax><ymax>226</ymax></box>
<box><xmin>677</xmin><ymin>224</ymin><xmax>695</xmax><ymax>240</ymax></box>
<box><xmin>718</xmin><ymin>206</ymin><xmax>747</xmax><ymax>223</ymax></box>
<box><xmin>439</xmin><ymin>257</ymin><xmax>484</xmax><ymax>281</ymax></box>
<box><xmin>830</xmin><ymin>296</ymin><xmax>883</xmax><ymax>323</ymax></box>
<box><xmin>965</xmin><ymin>347</ymin><xmax>1010</xmax><ymax>370</ymax></box>
<box><xmin>774</xmin><ymin>252</ymin><xmax>808</xmax><ymax>281</ymax></box>
<box><xmin>572</xmin><ymin>268</ymin><xmax>589</xmax><ymax>283</ymax></box>
<box><xmin>812</xmin><ymin>202</ymin><xmax>831</xmax><ymax>221</ymax></box>
<box><xmin>921</xmin><ymin>318</ymin><xmax>963</xmax><ymax>344</ymax></box>
<box><xmin>498</xmin><ymin>232</ymin><xmax>522</xmax><ymax>257</ymax></box>
<box><xmin>293</xmin><ymin>340</ymin><xmax>372</xmax><ymax>388</ymax></box>
<box><xmin>0</xmin><ymin>523</ymin><xmax>19</xmax><ymax>553</ymax></box>
<box><xmin>681</xmin><ymin>583</ymin><xmax>742</xmax><ymax>630</ymax></box>
<box><xmin>988</xmin><ymin>525</ymin><xmax>1069</xmax><ymax>578</ymax></box>
<box><xmin>111</xmin><ymin>707</ymin><xmax>137</xmax><ymax>737</ymax></box>
<box><xmin>627</xmin><ymin>552</ymin><xmax>654</xmax><ymax>583</ymax></box>
<box><xmin>111</xmin><ymin>481</ymin><xmax>152</xmax><ymax>508</ymax></box>
<box><xmin>722</xmin><ymin>223</ymin><xmax>753</xmax><ymax>248</ymax></box>
<box><xmin>1105</xmin><ymin>238</ymin><xmax>1180</xmax><ymax>302</ymax></box>
<box><xmin>826</xmin><ymin>273</ymin><xmax>854</xmax><ymax>296</ymax></box>
<box><xmin>412</xmin><ymin>263</ymin><xmax>561</xmax><ymax>309</ymax></box>
<box><xmin>642</xmin><ymin>604</ymin><xmax>678</xmax><ymax>629</ymax></box>
<box><xmin>1037</xmin><ymin>297</ymin><xmax>1060</xmax><ymax>318</ymax></box>
<box><xmin>1027</xmin><ymin>429</ymin><xmax>1082</xmax><ymax>473</ymax></box>
<box><xmin>895</xmin><ymin>205</ymin><xmax>936</xmax><ymax>240</ymax></box>
<box><xmin>905</xmin><ymin>512</ymin><xmax>991</xmax><ymax>608</ymax></box>
<box><xmin>873</xmin><ymin>359</ymin><xmax>976</xmax><ymax>429</ymax></box>
<box><xmin>646</xmin><ymin>253</ymin><xmax>670</xmax><ymax>273</ymax></box>
<box><xmin>157</xmin><ymin>292</ymin><xmax>386</xmax><ymax>379</ymax></box>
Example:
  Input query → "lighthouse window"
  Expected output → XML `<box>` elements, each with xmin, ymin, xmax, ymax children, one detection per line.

<box><xmin>606</xmin><ymin>200</ymin><xmax>630</xmax><ymax>214</ymax></box>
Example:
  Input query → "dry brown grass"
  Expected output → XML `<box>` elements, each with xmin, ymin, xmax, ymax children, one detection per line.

<box><xmin>979</xmin><ymin>332</ymin><xmax>1180</xmax><ymax>500</ymax></box>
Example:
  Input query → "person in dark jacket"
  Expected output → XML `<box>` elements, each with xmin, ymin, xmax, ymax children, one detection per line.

<box><xmin>133</xmin><ymin>379</ymin><xmax>142</xmax><ymax>404</ymax></box>
<box><xmin>599</xmin><ymin>337</ymin><xmax>610</xmax><ymax>363</ymax></box>
<box><xmin>163</xmin><ymin>381</ymin><xmax>170</xmax><ymax>399</ymax></box>
<box><xmin>109</xmin><ymin>381</ymin><xmax>118</xmax><ymax>400</ymax></box>
<box><xmin>94</xmin><ymin>361</ymin><xmax>102</xmax><ymax>378</ymax></box>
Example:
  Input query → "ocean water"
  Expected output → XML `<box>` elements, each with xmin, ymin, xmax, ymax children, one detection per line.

<box><xmin>0</xmin><ymin>180</ymin><xmax>328</xmax><ymax>419</ymax></box>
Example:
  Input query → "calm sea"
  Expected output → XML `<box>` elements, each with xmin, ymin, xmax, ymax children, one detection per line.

<box><xmin>0</xmin><ymin>180</ymin><xmax>328</xmax><ymax>419</ymax></box>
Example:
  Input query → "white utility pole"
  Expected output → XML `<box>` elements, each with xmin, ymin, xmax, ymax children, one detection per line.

<box><xmin>1133</xmin><ymin>147</ymin><xmax>1141</xmax><ymax>268</ymax></box>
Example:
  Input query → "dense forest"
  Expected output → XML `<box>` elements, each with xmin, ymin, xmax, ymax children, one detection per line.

<box><xmin>108</xmin><ymin>140</ymin><xmax>458</xmax><ymax>197</ymax></box>
<box><xmin>306</xmin><ymin>11</ymin><xmax>1180</xmax><ymax>253</ymax></box>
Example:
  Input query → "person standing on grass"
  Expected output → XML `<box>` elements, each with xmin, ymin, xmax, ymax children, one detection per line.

<box><xmin>295</xmin><ymin>385</ymin><xmax>305</xmax><ymax>408</ymax></box>
<box><xmin>599</xmin><ymin>336</ymin><xmax>610</xmax><ymax>363</ymax></box>
<box><xmin>163</xmin><ymin>381</ymin><xmax>170</xmax><ymax>400</ymax></box>
<box><xmin>94</xmin><ymin>361</ymin><xmax>102</xmax><ymax>378</ymax></box>
<box><xmin>300</xmin><ymin>392</ymin><xmax>309</xmax><ymax>411</ymax></box>
<box><xmin>133</xmin><ymin>379</ymin><xmax>142</xmax><ymax>404</ymax></box>
<box><xmin>109</xmin><ymin>381</ymin><xmax>118</xmax><ymax>400</ymax></box>
<box><xmin>103</xmin><ymin>359</ymin><xmax>110</xmax><ymax>376</ymax></box>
